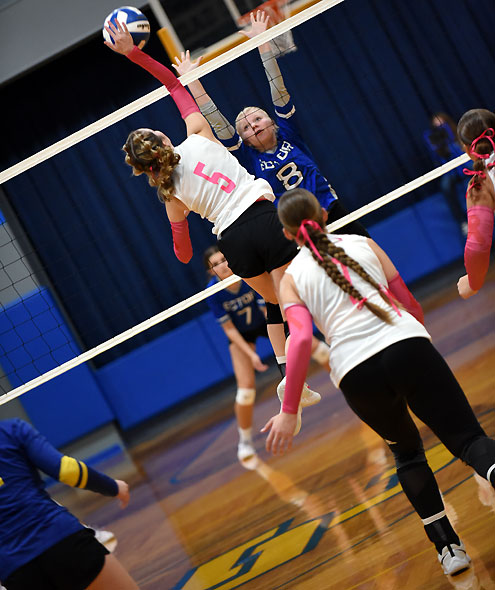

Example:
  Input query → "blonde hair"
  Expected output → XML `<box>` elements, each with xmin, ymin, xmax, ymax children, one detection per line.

<box><xmin>278</xmin><ymin>188</ymin><xmax>393</xmax><ymax>324</ymax></box>
<box><xmin>235</xmin><ymin>106</ymin><xmax>276</xmax><ymax>137</ymax></box>
<box><xmin>123</xmin><ymin>129</ymin><xmax>180</xmax><ymax>203</ymax></box>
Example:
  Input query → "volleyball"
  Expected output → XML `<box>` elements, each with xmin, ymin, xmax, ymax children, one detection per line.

<box><xmin>102</xmin><ymin>6</ymin><xmax>150</xmax><ymax>47</ymax></box>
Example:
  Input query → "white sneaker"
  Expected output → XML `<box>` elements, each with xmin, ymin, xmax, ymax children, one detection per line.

<box><xmin>237</xmin><ymin>441</ymin><xmax>256</xmax><ymax>462</ymax></box>
<box><xmin>277</xmin><ymin>377</ymin><xmax>320</xmax><ymax>436</ymax></box>
<box><xmin>438</xmin><ymin>541</ymin><xmax>471</xmax><ymax>576</ymax></box>
<box><xmin>276</xmin><ymin>377</ymin><xmax>321</xmax><ymax>408</ymax></box>
<box><xmin>94</xmin><ymin>529</ymin><xmax>117</xmax><ymax>552</ymax></box>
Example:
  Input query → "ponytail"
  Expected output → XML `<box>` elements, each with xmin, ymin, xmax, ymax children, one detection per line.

<box><xmin>123</xmin><ymin>129</ymin><xmax>180</xmax><ymax>203</ymax></box>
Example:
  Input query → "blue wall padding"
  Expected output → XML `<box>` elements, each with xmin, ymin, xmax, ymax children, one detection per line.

<box><xmin>368</xmin><ymin>193</ymin><xmax>464</xmax><ymax>283</ymax></box>
<box><xmin>96</xmin><ymin>315</ymin><xmax>233</xmax><ymax>429</ymax></box>
<box><xmin>0</xmin><ymin>288</ymin><xmax>113</xmax><ymax>446</ymax></box>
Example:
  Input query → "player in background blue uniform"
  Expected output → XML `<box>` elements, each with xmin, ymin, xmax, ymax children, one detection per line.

<box><xmin>204</xmin><ymin>245</ymin><xmax>330</xmax><ymax>465</ymax></box>
<box><xmin>174</xmin><ymin>10</ymin><xmax>369</xmax><ymax>237</ymax></box>
<box><xmin>0</xmin><ymin>419</ymin><xmax>138</xmax><ymax>590</ymax></box>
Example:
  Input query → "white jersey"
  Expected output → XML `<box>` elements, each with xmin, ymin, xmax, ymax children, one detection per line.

<box><xmin>173</xmin><ymin>134</ymin><xmax>274</xmax><ymax>235</ymax></box>
<box><xmin>285</xmin><ymin>234</ymin><xmax>431</xmax><ymax>387</ymax></box>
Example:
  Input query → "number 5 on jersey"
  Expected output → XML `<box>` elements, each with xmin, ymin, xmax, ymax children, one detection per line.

<box><xmin>194</xmin><ymin>162</ymin><xmax>236</xmax><ymax>194</ymax></box>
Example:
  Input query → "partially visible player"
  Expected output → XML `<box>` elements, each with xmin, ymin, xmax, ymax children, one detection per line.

<box><xmin>261</xmin><ymin>188</ymin><xmax>495</xmax><ymax>577</ymax></box>
<box><xmin>173</xmin><ymin>10</ymin><xmax>369</xmax><ymax>237</ymax></box>
<box><xmin>456</xmin><ymin>108</ymin><xmax>495</xmax><ymax>298</ymax></box>
<box><xmin>0</xmin><ymin>418</ymin><xmax>137</xmax><ymax>590</ymax></box>
<box><xmin>204</xmin><ymin>244</ymin><xmax>329</xmax><ymax>462</ymax></box>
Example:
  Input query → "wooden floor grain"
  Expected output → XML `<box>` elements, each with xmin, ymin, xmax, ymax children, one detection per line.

<box><xmin>52</xmin><ymin>268</ymin><xmax>495</xmax><ymax>590</ymax></box>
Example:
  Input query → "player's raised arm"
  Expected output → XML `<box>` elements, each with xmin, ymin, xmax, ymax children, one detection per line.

<box><xmin>241</xmin><ymin>11</ymin><xmax>291</xmax><ymax>108</ymax></box>
<box><xmin>173</xmin><ymin>51</ymin><xmax>237</xmax><ymax>142</ymax></box>
<box><xmin>104</xmin><ymin>21</ymin><xmax>216</xmax><ymax>140</ymax></box>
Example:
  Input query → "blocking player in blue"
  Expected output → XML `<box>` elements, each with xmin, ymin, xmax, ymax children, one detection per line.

<box><xmin>0</xmin><ymin>418</ymin><xmax>137</xmax><ymax>590</ymax></box>
<box><xmin>204</xmin><ymin>245</ymin><xmax>330</xmax><ymax>465</ymax></box>
<box><xmin>173</xmin><ymin>10</ymin><xmax>369</xmax><ymax>236</ymax></box>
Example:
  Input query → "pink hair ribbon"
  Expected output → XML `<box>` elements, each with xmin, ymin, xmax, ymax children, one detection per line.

<box><xmin>469</xmin><ymin>128</ymin><xmax>495</xmax><ymax>159</ymax></box>
<box><xmin>297</xmin><ymin>219</ymin><xmax>324</xmax><ymax>261</ymax></box>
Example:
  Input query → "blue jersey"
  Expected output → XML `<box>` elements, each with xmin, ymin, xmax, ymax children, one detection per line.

<box><xmin>207</xmin><ymin>277</ymin><xmax>266</xmax><ymax>334</ymax></box>
<box><xmin>0</xmin><ymin>419</ymin><xmax>117</xmax><ymax>580</ymax></box>
<box><xmin>222</xmin><ymin>99</ymin><xmax>337</xmax><ymax>209</ymax></box>
<box><xmin>423</xmin><ymin>122</ymin><xmax>465</xmax><ymax>179</ymax></box>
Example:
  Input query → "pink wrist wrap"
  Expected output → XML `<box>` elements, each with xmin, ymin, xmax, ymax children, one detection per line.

<box><xmin>387</xmin><ymin>273</ymin><xmax>425</xmax><ymax>325</ymax></box>
<box><xmin>465</xmin><ymin>205</ymin><xmax>494</xmax><ymax>290</ymax></box>
<box><xmin>127</xmin><ymin>47</ymin><xmax>200</xmax><ymax>119</ymax></box>
<box><xmin>282</xmin><ymin>304</ymin><xmax>313</xmax><ymax>414</ymax></box>
<box><xmin>170</xmin><ymin>219</ymin><xmax>193</xmax><ymax>263</ymax></box>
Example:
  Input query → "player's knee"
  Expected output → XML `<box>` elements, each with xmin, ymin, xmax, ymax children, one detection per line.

<box><xmin>236</xmin><ymin>388</ymin><xmax>256</xmax><ymax>405</ymax></box>
<box><xmin>388</xmin><ymin>443</ymin><xmax>426</xmax><ymax>471</ymax></box>
<box><xmin>266</xmin><ymin>302</ymin><xmax>283</xmax><ymax>325</ymax></box>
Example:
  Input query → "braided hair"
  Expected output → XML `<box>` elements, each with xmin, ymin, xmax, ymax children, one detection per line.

<box><xmin>278</xmin><ymin>188</ymin><xmax>393</xmax><ymax>324</ymax></box>
<box><xmin>123</xmin><ymin>129</ymin><xmax>180</xmax><ymax>203</ymax></box>
<box><xmin>457</xmin><ymin>109</ymin><xmax>495</xmax><ymax>200</ymax></box>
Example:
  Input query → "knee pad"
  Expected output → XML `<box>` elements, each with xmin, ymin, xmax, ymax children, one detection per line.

<box><xmin>388</xmin><ymin>443</ymin><xmax>427</xmax><ymax>471</ymax></box>
<box><xmin>236</xmin><ymin>388</ymin><xmax>256</xmax><ymax>405</ymax></box>
<box><xmin>266</xmin><ymin>302</ymin><xmax>283</xmax><ymax>325</ymax></box>
<box><xmin>311</xmin><ymin>340</ymin><xmax>330</xmax><ymax>364</ymax></box>
<box><xmin>283</xmin><ymin>320</ymin><xmax>290</xmax><ymax>339</ymax></box>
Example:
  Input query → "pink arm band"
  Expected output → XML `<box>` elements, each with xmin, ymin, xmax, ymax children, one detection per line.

<box><xmin>464</xmin><ymin>205</ymin><xmax>494</xmax><ymax>290</ymax></box>
<box><xmin>170</xmin><ymin>219</ymin><xmax>193</xmax><ymax>263</ymax></box>
<box><xmin>281</xmin><ymin>304</ymin><xmax>314</xmax><ymax>414</ymax></box>
<box><xmin>127</xmin><ymin>47</ymin><xmax>200</xmax><ymax>120</ymax></box>
<box><xmin>387</xmin><ymin>273</ymin><xmax>425</xmax><ymax>325</ymax></box>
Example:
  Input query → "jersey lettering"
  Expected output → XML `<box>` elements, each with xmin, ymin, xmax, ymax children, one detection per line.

<box><xmin>276</xmin><ymin>162</ymin><xmax>304</xmax><ymax>190</ymax></box>
<box><xmin>260</xmin><ymin>160</ymin><xmax>276</xmax><ymax>171</ymax></box>
<box><xmin>276</xmin><ymin>140</ymin><xmax>293</xmax><ymax>161</ymax></box>
<box><xmin>194</xmin><ymin>162</ymin><xmax>236</xmax><ymax>194</ymax></box>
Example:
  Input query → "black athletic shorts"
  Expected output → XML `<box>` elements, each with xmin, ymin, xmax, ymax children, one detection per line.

<box><xmin>234</xmin><ymin>323</ymin><xmax>268</xmax><ymax>344</ymax></box>
<box><xmin>327</xmin><ymin>199</ymin><xmax>370</xmax><ymax>237</ymax></box>
<box><xmin>218</xmin><ymin>200</ymin><xmax>298</xmax><ymax>278</ymax></box>
<box><xmin>4</xmin><ymin>527</ymin><xmax>109</xmax><ymax>590</ymax></box>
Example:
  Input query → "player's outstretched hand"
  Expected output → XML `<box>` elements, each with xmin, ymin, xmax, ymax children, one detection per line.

<box><xmin>172</xmin><ymin>50</ymin><xmax>203</xmax><ymax>76</ymax></box>
<box><xmin>250</xmin><ymin>352</ymin><xmax>269</xmax><ymax>373</ymax></box>
<box><xmin>104</xmin><ymin>20</ymin><xmax>145</xmax><ymax>55</ymax></box>
<box><xmin>261</xmin><ymin>412</ymin><xmax>296</xmax><ymax>456</ymax></box>
<box><xmin>457</xmin><ymin>274</ymin><xmax>478</xmax><ymax>299</ymax></box>
<box><xmin>115</xmin><ymin>479</ymin><xmax>130</xmax><ymax>508</ymax></box>
<box><xmin>239</xmin><ymin>10</ymin><xmax>270</xmax><ymax>40</ymax></box>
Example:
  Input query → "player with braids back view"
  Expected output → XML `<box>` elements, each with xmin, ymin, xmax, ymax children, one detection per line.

<box><xmin>104</xmin><ymin>20</ymin><xmax>322</xmax><ymax>426</ymax></box>
<box><xmin>456</xmin><ymin>108</ymin><xmax>495</xmax><ymax>299</ymax></box>
<box><xmin>261</xmin><ymin>187</ymin><xmax>495</xmax><ymax>577</ymax></box>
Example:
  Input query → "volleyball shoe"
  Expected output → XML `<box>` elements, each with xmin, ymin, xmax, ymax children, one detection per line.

<box><xmin>438</xmin><ymin>541</ymin><xmax>471</xmax><ymax>576</ymax></box>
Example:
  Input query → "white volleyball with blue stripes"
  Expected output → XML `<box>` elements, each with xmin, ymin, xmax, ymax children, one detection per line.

<box><xmin>103</xmin><ymin>6</ymin><xmax>150</xmax><ymax>47</ymax></box>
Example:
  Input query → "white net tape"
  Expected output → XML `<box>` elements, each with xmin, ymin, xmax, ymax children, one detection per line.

<box><xmin>0</xmin><ymin>0</ymin><xmax>470</xmax><ymax>405</ymax></box>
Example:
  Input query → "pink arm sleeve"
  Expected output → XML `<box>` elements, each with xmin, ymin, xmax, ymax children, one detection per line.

<box><xmin>387</xmin><ymin>273</ymin><xmax>425</xmax><ymax>325</ymax></box>
<box><xmin>464</xmin><ymin>205</ymin><xmax>494</xmax><ymax>291</ymax></box>
<box><xmin>126</xmin><ymin>47</ymin><xmax>200</xmax><ymax>120</ymax></box>
<box><xmin>281</xmin><ymin>304</ymin><xmax>314</xmax><ymax>414</ymax></box>
<box><xmin>170</xmin><ymin>219</ymin><xmax>193</xmax><ymax>263</ymax></box>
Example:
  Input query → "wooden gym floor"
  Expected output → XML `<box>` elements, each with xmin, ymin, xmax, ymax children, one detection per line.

<box><xmin>52</xmin><ymin>263</ymin><xmax>495</xmax><ymax>590</ymax></box>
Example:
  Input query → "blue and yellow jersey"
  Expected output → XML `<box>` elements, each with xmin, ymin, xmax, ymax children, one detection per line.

<box><xmin>207</xmin><ymin>278</ymin><xmax>266</xmax><ymax>334</ymax></box>
<box><xmin>0</xmin><ymin>418</ymin><xmax>118</xmax><ymax>580</ymax></box>
<box><xmin>221</xmin><ymin>99</ymin><xmax>336</xmax><ymax>210</ymax></box>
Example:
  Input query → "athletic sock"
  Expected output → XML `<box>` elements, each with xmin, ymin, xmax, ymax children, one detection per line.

<box><xmin>423</xmin><ymin>514</ymin><xmax>460</xmax><ymax>553</ymax></box>
<box><xmin>276</xmin><ymin>355</ymin><xmax>286</xmax><ymax>378</ymax></box>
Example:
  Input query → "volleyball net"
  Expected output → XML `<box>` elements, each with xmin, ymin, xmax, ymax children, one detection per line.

<box><xmin>0</xmin><ymin>0</ymin><xmax>472</xmax><ymax>406</ymax></box>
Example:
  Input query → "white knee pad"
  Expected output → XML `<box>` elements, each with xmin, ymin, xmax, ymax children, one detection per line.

<box><xmin>236</xmin><ymin>388</ymin><xmax>256</xmax><ymax>405</ymax></box>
